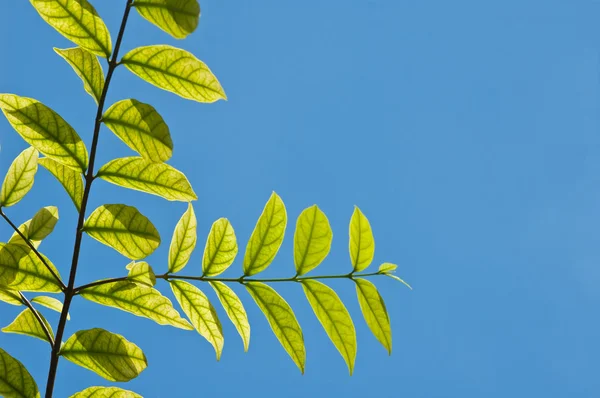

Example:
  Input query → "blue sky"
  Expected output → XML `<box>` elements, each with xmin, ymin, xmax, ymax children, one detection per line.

<box><xmin>1</xmin><ymin>1</ymin><xmax>599</xmax><ymax>397</ymax></box>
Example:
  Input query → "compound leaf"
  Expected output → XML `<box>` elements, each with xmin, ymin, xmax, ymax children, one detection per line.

<box><xmin>38</xmin><ymin>157</ymin><xmax>84</xmax><ymax>211</ymax></box>
<box><xmin>31</xmin><ymin>296</ymin><xmax>70</xmax><ymax>319</ymax></box>
<box><xmin>55</xmin><ymin>47</ymin><xmax>105</xmax><ymax>103</ymax></box>
<box><xmin>2</xmin><ymin>308</ymin><xmax>54</xmax><ymax>343</ymax></box>
<box><xmin>168</xmin><ymin>203</ymin><xmax>196</xmax><ymax>274</ymax></box>
<box><xmin>134</xmin><ymin>0</ymin><xmax>200</xmax><ymax>39</ymax></box>
<box><xmin>0</xmin><ymin>347</ymin><xmax>40</xmax><ymax>398</ymax></box>
<box><xmin>355</xmin><ymin>278</ymin><xmax>392</xmax><ymax>354</ymax></box>
<box><xmin>349</xmin><ymin>206</ymin><xmax>375</xmax><ymax>272</ymax></box>
<box><xmin>0</xmin><ymin>287</ymin><xmax>22</xmax><ymax>306</ymax></box>
<box><xmin>0</xmin><ymin>147</ymin><xmax>38</xmax><ymax>207</ymax></box>
<box><xmin>202</xmin><ymin>218</ymin><xmax>237</xmax><ymax>277</ymax></box>
<box><xmin>27</xmin><ymin>206</ymin><xmax>59</xmax><ymax>241</ymax></box>
<box><xmin>294</xmin><ymin>205</ymin><xmax>332</xmax><ymax>276</ymax></box>
<box><xmin>209</xmin><ymin>281</ymin><xmax>250</xmax><ymax>352</ymax></box>
<box><xmin>0</xmin><ymin>243</ymin><xmax>62</xmax><ymax>292</ymax></box>
<box><xmin>127</xmin><ymin>261</ymin><xmax>156</xmax><ymax>287</ymax></box>
<box><xmin>70</xmin><ymin>386</ymin><xmax>142</xmax><ymax>398</ymax></box>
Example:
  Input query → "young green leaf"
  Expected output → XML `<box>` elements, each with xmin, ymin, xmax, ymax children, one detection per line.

<box><xmin>349</xmin><ymin>206</ymin><xmax>375</xmax><ymax>272</ymax></box>
<box><xmin>2</xmin><ymin>308</ymin><xmax>54</xmax><ymax>343</ymax></box>
<box><xmin>378</xmin><ymin>262</ymin><xmax>397</xmax><ymax>273</ymax></box>
<box><xmin>127</xmin><ymin>261</ymin><xmax>156</xmax><ymax>287</ymax></box>
<box><xmin>102</xmin><ymin>99</ymin><xmax>173</xmax><ymax>162</ymax></box>
<box><xmin>170</xmin><ymin>280</ymin><xmax>224</xmax><ymax>360</ymax></box>
<box><xmin>0</xmin><ymin>347</ymin><xmax>40</xmax><ymax>398</ymax></box>
<box><xmin>83</xmin><ymin>204</ymin><xmax>161</xmax><ymax>260</ymax></box>
<box><xmin>0</xmin><ymin>287</ymin><xmax>23</xmax><ymax>306</ymax></box>
<box><xmin>301</xmin><ymin>280</ymin><xmax>357</xmax><ymax>374</ymax></box>
<box><xmin>38</xmin><ymin>157</ymin><xmax>84</xmax><ymax>211</ymax></box>
<box><xmin>60</xmin><ymin>328</ymin><xmax>147</xmax><ymax>382</ymax></box>
<box><xmin>245</xmin><ymin>282</ymin><xmax>305</xmax><ymax>373</ymax></box>
<box><xmin>30</xmin><ymin>0</ymin><xmax>112</xmax><ymax>58</ymax></box>
<box><xmin>121</xmin><ymin>45</ymin><xmax>226</xmax><ymax>103</ymax></box>
<box><xmin>294</xmin><ymin>205</ymin><xmax>333</xmax><ymax>276</ymax></box>
<box><xmin>0</xmin><ymin>147</ymin><xmax>38</xmax><ymax>207</ymax></box>
<box><xmin>31</xmin><ymin>296</ymin><xmax>70</xmax><ymax>320</ymax></box>
<box><xmin>0</xmin><ymin>243</ymin><xmax>62</xmax><ymax>292</ymax></box>
<box><xmin>0</xmin><ymin>94</ymin><xmax>89</xmax><ymax>172</ymax></box>
<box><xmin>243</xmin><ymin>192</ymin><xmax>287</xmax><ymax>276</ymax></box>
<box><xmin>203</xmin><ymin>218</ymin><xmax>238</xmax><ymax>277</ymax></box>
<box><xmin>385</xmin><ymin>274</ymin><xmax>412</xmax><ymax>290</ymax></box>
<box><xmin>7</xmin><ymin>219</ymin><xmax>40</xmax><ymax>249</ymax></box>
<box><xmin>134</xmin><ymin>0</ymin><xmax>200</xmax><ymax>39</ymax></box>
<box><xmin>54</xmin><ymin>47</ymin><xmax>105</xmax><ymax>103</ymax></box>
<box><xmin>355</xmin><ymin>278</ymin><xmax>392</xmax><ymax>354</ymax></box>
<box><xmin>70</xmin><ymin>386</ymin><xmax>143</xmax><ymax>398</ymax></box>
<box><xmin>27</xmin><ymin>206</ymin><xmax>59</xmax><ymax>241</ymax></box>
<box><xmin>209</xmin><ymin>281</ymin><xmax>250</xmax><ymax>352</ymax></box>
<box><xmin>168</xmin><ymin>203</ymin><xmax>197</xmax><ymax>274</ymax></box>
<box><xmin>96</xmin><ymin>157</ymin><xmax>197</xmax><ymax>202</ymax></box>
<box><xmin>125</xmin><ymin>261</ymin><xmax>136</xmax><ymax>271</ymax></box>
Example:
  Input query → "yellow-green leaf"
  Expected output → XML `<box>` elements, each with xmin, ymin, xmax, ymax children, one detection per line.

<box><xmin>202</xmin><ymin>218</ymin><xmax>237</xmax><ymax>277</ymax></box>
<box><xmin>2</xmin><ymin>308</ymin><xmax>54</xmax><ymax>343</ymax></box>
<box><xmin>121</xmin><ymin>45</ymin><xmax>226</xmax><ymax>103</ymax></box>
<box><xmin>378</xmin><ymin>262</ymin><xmax>397</xmax><ymax>273</ymax></box>
<box><xmin>243</xmin><ymin>192</ymin><xmax>287</xmax><ymax>276</ymax></box>
<box><xmin>27</xmin><ymin>206</ymin><xmax>59</xmax><ymax>241</ymax></box>
<box><xmin>385</xmin><ymin>274</ymin><xmax>412</xmax><ymax>290</ymax></box>
<box><xmin>0</xmin><ymin>243</ymin><xmax>62</xmax><ymax>293</ymax></box>
<box><xmin>301</xmin><ymin>280</ymin><xmax>356</xmax><ymax>374</ymax></box>
<box><xmin>70</xmin><ymin>386</ymin><xmax>142</xmax><ymax>398</ymax></box>
<box><xmin>349</xmin><ymin>206</ymin><xmax>375</xmax><ymax>272</ymax></box>
<box><xmin>83</xmin><ymin>204</ymin><xmax>161</xmax><ymax>260</ymax></box>
<box><xmin>355</xmin><ymin>278</ymin><xmax>392</xmax><ymax>354</ymax></box>
<box><xmin>245</xmin><ymin>282</ymin><xmax>305</xmax><ymax>373</ymax></box>
<box><xmin>55</xmin><ymin>47</ymin><xmax>105</xmax><ymax>103</ymax></box>
<box><xmin>0</xmin><ymin>287</ymin><xmax>22</xmax><ymax>306</ymax></box>
<box><xmin>38</xmin><ymin>157</ymin><xmax>84</xmax><ymax>211</ymax></box>
<box><xmin>102</xmin><ymin>99</ymin><xmax>173</xmax><ymax>163</ymax></box>
<box><xmin>134</xmin><ymin>0</ymin><xmax>200</xmax><ymax>39</ymax></box>
<box><xmin>0</xmin><ymin>347</ymin><xmax>40</xmax><ymax>398</ymax></box>
<box><xmin>127</xmin><ymin>261</ymin><xmax>156</xmax><ymax>287</ymax></box>
<box><xmin>168</xmin><ymin>203</ymin><xmax>197</xmax><ymax>274</ymax></box>
<box><xmin>30</xmin><ymin>0</ymin><xmax>112</xmax><ymax>58</ymax></box>
<box><xmin>60</xmin><ymin>328</ymin><xmax>147</xmax><ymax>382</ymax></box>
<box><xmin>7</xmin><ymin>219</ymin><xmax>40</xmax><ymax>249</ymax></box>
<box><xmin>0</xmin><ymin>147</ymin><xmax>38</xmax><ymax>207</ymax></box>
<box><xmin>0</xmin><ymin>94</ymin><xmax>88</xmax><ymax>172</ymax></box>
<box><xmin>97</xmin><ymin>157</ymin><xmax>196</xmax><ymax>202</ymax></box>
<box><xmin>31</xmin><ymin>295</ymin><xmax>70</xmax><ymax>319</ymax></box>
<box><xmin>209</xmin><ymin>281</ymin><xmax>250</xmax><ymax>352</ymax></box>
<box><xmin>294</xmin><ymin>205</ymin><xmax>332</xmax><ymax>276</ymax></box>
<box><xmin>170</xmin><ymin>280</ymin><xmax>224</xmax><ymax>360</ymax></box>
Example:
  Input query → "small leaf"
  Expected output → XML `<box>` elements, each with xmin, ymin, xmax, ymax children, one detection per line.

<box><xmin>97</xmin><ymin>157</ymin><xmax>196</xmax><ymax>201</ymax></box>
<box><xmin>385</xmin><ymin>274</ymin><xmax>412</xmax><ymax>290</ymax></box>
<box><xmin>30</xmin><ymin>0</ymin><xmax>112</xmax><ymax>58</ymax></box>
<box><xmin>170</xmin><ymin>280</ymin><xmax>224</xmax><ymax>360</ymax></box>
<box><xmin>55</xmin><ymin>47</ymin><xmax>105</xmax><ymax>103</ymax></box>
<box><xmin>31</xmin><ymin>296</ymin><xmax>70</xmax><ymax>320</ymax></box>
<box><xmin>168</xmin><ymin>203</ymin><xmax>197</xmax><ymax>274</ymax></box>
<box><xmin>0</xmin><ymin>147</ymin><xmax>38</xmax><ymax>207</ymax></box>
<box><xmin>349</xmin><ymin>206</ymin><xmax>375</xmax><ymax>272</ymax></box>
<box><xmin>209</xmin><ymin>281</ymin><xmax>250</xmax><ymax>352</ymax></box>
<box><xmin>355</xmin><ymin>278</ymin><xmax>392</xmax><ymax>354</ymax></box>
<box><xmin>70</xmin><ymin>386</ymin><xmax>142</xmax><ymax>398</ymax></box>
<box><xmin>301</xmin><ymin>280</ymin><xmax>357</xmax><ymax>374</ymax></box>
<box><xmin>7</xmin><ymin>219</ymin><xmax>40</xmax><ymax>249</ymax></box>
<box><xmin>202</xmin><ymin>218</ymin><xmax>237</xmax><ymax>277</ymax></box>
<box><xmin>38</xmin><ymin>157</ymin><xmax>84</xmax><ymax>211</ymax></box>
<box><xmin>80</xmin><ymin>281</ymin><xmax>192</xmax><ymax>330</ymax></box>
<box><xmin>121</xmin><ymin>45</ymin><xmax>226</xmax><ymax>103</ymax></box>
<box><xmin>83</xmin><ymin>204</ymin><xmax>161</xmax><ymax>260</ymax></box>
<box><xmin>27</xmin><ymin>206</ymin><xmax>59</xmax><ymax>241</ymax></box>
<box><xmin>2</xmin><ymin>308</ymin><xmax>54</xmax><ymax>343</ymax></box>
<box><xmin>125</xmin><ymin>261</ymin><xmax>136</xmax><ymax>271</ymax></box>
<box><xmin>127</xmin><ymin>261</ymin><xmax>156</xmax><ymax>287</ymax></box>
<box><xmin>0</xmin><ymin>243</ymin><xmax>62</xmax><ymax>292</ymax></box>
<box><xmin>378</xmin><ymin>262</ymin><xmax>397</xmax><ymax>273</ymax></box>
<box><xmin>134</xmin><ymin>0</ymin><xmax>200</xmax><ymax>39</ymax></box>
<box><xmin>0</xmin><ymin>347</ymin><xmax>40</xmax><ymax>398</ymax></box>
<box><xmin>245</xmin><ymin>282</ymin><xmax>305</xmax><ymax>373</ymax></box>
<box><xmin>0</xmin><ymin>94</ymin><xmax>89</xmax><ymax>172</ymax></box>
<box><xmin>60</xmin><ymin>328</ymin><xmax>147</xmax><ymax>382</ymax></box>
<box><xmin>243</xmin><ymin>192</ymin><xmax>287</xmax><ymax>276</ymax></box>
<box><xmin>294</xmin><ymin>205</ymin><xmax>333</xmax><ymax>276</ymax></box>
<box><xmin>0</xmin><ymin>287</ymin><xmax>22</xmax><ymax>306</ymax></box>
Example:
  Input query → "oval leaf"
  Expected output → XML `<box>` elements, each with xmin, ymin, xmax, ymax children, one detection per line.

<box><xmin>60</xmin><ymin>328</ymin><xmax>147</xmax><ymax>382</ymax></box>
<box><xmin>27</xmin><ymin>206</ymin><xmax>59</xmax><ymax>241</ymax></box>
<box><xmin>83</xmin><ymin>204</ymin><xmax>161</xmax><ymax>260</ymax></box>
<box><xmin>121</xmin><ymin>45</ymin><xmax>226</xmax><ymax>103</ymax></box>
<box><xmin>0</xmin><ymin>348</ymin><xmax>40</xmax><ymax>398</ymax></box>
<box><xmin>168</xmin><ymin>203</ymin><xmax>197</xmax><ymax>274</ymax></box>
<box><xmin>55</xmin><ymin>47</ymin><xmax>105</xmax><ymax>103</ymax></box>
<box><xmin>0</xmin><ymin>287</ymin><xmax>22</xmax><ymax>306</ymax></box>
<box><xmin>2</xmin><ymin>308</ymin><xmax>54</xmax><ymax>343</ymax></box>
<box><xmin>7</xmin><ymin>219</ymin><xmax>40</xmax><ymax>249</ymax></box>
<box><xmin>378</xmin><ymin>262</ymin><xmax>397</xmax><ymax>273</ymax></box>
<box><xmin>243</xmin><ymin>192</ymin><xmax>287</xmax><ymax>276</ymax></box>
<box><xmin>355</xmin><ymin>278</ymin><xmax>392</xmax><ymax>354</ymax></box>
<box><xmin>294</xmin><ymin>205</ymin><xmax>333</xmax><ymax>276</ymax></box>
<box><xmin>31</xmin><ymin>296</ymin><xmax>70</xmax><ymax>320</ymax></box>
<box><xmin>0</xmin><ymin>243</ymin><xmax>62</xmax><ymax>292</ymax></box>
<box><xmin>245</xmin><ymin>282</ymin><xmax>305</xmax><ymax>373</ymax></box>
<box><xmin>210</xmin><ymin>281</ymin><xmax>250</xmax><ymax>352</ymax></box>
<box><xmin>127</xmin><ymin>261</ymin><xmax>156</xmax><ymax>287</ymax></box>
<box><xmin>0</xmin><ymin>147</ymin><xmax>38</xmax><ymax>207</ymax></box>
<box><xmin>202</xmin><ymin>218</ymin><xmax>238</xmax><ymax>277</ymax></box>
<box><xmin>134</xmin><ymin>0</ymin><xmax>200</xmax><ymax>39</ymax></box>
<box><xmin>70</xmin><ymin>386</ymin><xmax>142</xmax><ymax>398</ymax></box>
<box><xmin>349</xmin><ymin>206</ymin><xmax>375</xmax><ymax>272</ymax></box>
<box><xmin>38</xmin><ymin>157</ymin><xmax>84</xmax><ymax>211</ymax></box>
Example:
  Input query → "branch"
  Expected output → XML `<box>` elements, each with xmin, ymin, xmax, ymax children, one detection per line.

<box><xmin>18</xmin><ymin>292</ymin><xmax>55</xmax><ymax>347</ymax></box>
<box><xmin>73</xmin><ymin>276</ymin><xmax>129</xmax><ymax>295</ymax></box>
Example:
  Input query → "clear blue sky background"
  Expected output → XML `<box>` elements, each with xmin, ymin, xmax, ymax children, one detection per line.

<box><xmin>1</xmin><ymin>1</ymin><xmax>599</xmax><ymax>397</ymax></box>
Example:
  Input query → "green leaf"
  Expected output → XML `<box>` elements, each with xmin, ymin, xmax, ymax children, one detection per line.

<box><xmin>102</xmin><ymin>99</ymin><xmax>173</xmax><ymax>163</ymax></box>
<box><xmin>355</xmin><ymin>278</ymin><xmax>392</xmax><ymax>354</ymax></box>
<box><xmin>134</xmin><ymin>0</ymin><xmax>200</xmax><ymax>39</ymax></box>
<box><xmin>0</xmin><ymin>347</ymin><xmax>40</xmax><ymax>398</ymax></box>
<box><xmin>60</xmin><ymin>328</ymin><xmax>147</xmax><ymax>382</ymax></box>
<box><xmin>54</xmin><ymin>47</ymin><xmax>105</xmax><ymax>103</ymax></box>
<box><xmin>349</xmin><ymin>206</ymin><xmax>375</xmax><ymax>272</ymax></box>
<box><xmin>70</xmin><ymin>386</ymin><xmax>142</xmax><ymax>398</ymax></box>
<box><xmin>31</xmin><ymin>296</ymin><xmax>70</xmax><ymax>319</ymax></box>
<box><xmin>38</xmin><ymin>157</ymin><xmax>84</xmax><ymax>211</ymax></box>
<box><xmin>125</xmin><ymin>261</ymin><xmax>136</xmax><ymax>271</ymax></box>
<box><xmin>127</xmin><ymin>261</ymin><xmax>156</xmax><ymax>287</ymax></box>
<box><xmin>97</xmin><ymin>157</ymin><xmax>196</xmax><ymax>202</ymax></box>
<box><xmin>202</xmin><ymin>218</ymin><xmax>237</xmax><ymax>277</ymax></box>
<box><xmin>245</xmin><ymin>282</ymin><xmax>305</xmax><ymax>373</ymax></box>
<box><xmin>243</xmin><ymin>192</ymin><xmax>287</xmax><ymax>276</ymax></box>
<box><xmin>209</xmin><ymin>281</ymin><xmax>250</xmax><ymax>352</ymax></box>
<box><xmin>0</xmin><ymin>287</ymin><xmax>22</xmax><ymax>306</ymax></box>
<box><xmin>385</xmin><ymin>274</ymin><xmax>412</xmax><ymax>290</ymax></box>
<box><xmin>30</xmin><ymin>0</ymin><xmax>112</xmax><ymax>58</ymax></box>
<box><xmin>170</xmin><ymin>280</ymin><xmax>224</xmax><ymax>360</ymax></box>
<box><xmin>2</xmin><ymin>308</ymin><xmax>54</xmax><ymax>343</ymax></box>
<box><xmin>83</xmin><ymin>204</ymin><xmax>161</xmax><ymax>260</ymax></box>
<box><xmin>121</xmin><ymin>45</ymin><xmax>226</xmax><ymax>103</ymax></box>
<box><xmin>294</xmin><ymin>205</ymin><xmax>333</xmax><ymax>276</ymax></box>
<box><xmin>0</xmin><ymin>94</ymin><xmax>89</xmax><ymax>172</ymax></box>
<box><xmin>80</xmin><ymin>281</ymin><xmax>192</xmax><ymax>330</ymax></box>
<box><xmin>378</xmin><ymin>262</ymin><xmax>397</xmax><ymax>273</ymax></box>
<box><xmin>0</xmin><ymin>147</ymin><xmax>38</xmax><ymax>207</ymax></box>
<box><xmin>27</xmin><ymin>206</ymin><xmax>59</xmax><ymax>241</ymax></box>
<box><xmin>168</xmin><ymin>203</ymin><xmax>197</xmax><ymax>274</ymax></box>
<box><xmin>301</xmin><ymin>280</ymin><xmax>356</xmax><ymax>374</ymax></box>
<box><xmin>0</xmin><ymin>243</ymin><xmax>62</xmax><ymax>292</ymax></box>
<box><xmin>7</xmin><ymin>219</ymin><xmax>39</xmax><ymax>249</ymax></box>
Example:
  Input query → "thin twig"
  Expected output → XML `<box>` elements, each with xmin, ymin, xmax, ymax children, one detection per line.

<box><xmin>18</xmin><ymin>292</ymin><xmax>55</xmax><ymax>346</ymax></box>
<box><xmin>73</xmin><ymin>276</ymin><xmax>129</xmax><ymax>295</ymax></box>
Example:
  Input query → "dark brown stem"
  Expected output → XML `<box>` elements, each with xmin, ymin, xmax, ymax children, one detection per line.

<box><xmin>18</xmin><ymin>292</ymin><xmax>55</xmax><ymax>346</ymax></box>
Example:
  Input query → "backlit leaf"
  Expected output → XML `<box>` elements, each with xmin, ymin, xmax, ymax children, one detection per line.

<box><xmin>0</xmin><ymin>147</ymin><xmax>38</xmax><ymax>207</ymax></box>
<box><xmin>70</xmin><ymin>386</ymin><xmax>142</xmax><ymax>398</ymax></box>
<box><xmin>294</xmin><ymin>205</ymin><xmax>332</xmax><ymax>276</ymax></box>
<box><xmin>38</xmin><ymin>157</ymin><xmax>84</xmax><ymax>211</ymax></box>
<box><xmin>55</xmin><ymin>47</ymin><xmax>105</xmax><ymax>103</ymax></box>
<box><xmin>385</xmin><ymin>274</ymin><xmax>412</xmax><ymax>290</ymax></box>
<box><xmin>31</xmin><ymin>295</ymin><xmax>70</xmax><ymax>319</ymax></box>
<box><xmin>378</xmin><ymin>262</ymin><xmax>397</xmax><ymax>273</ymax></box>
<box><xmin>355</xmin><ymin>278</ymin><xmax>392</xmax><ymax>354</ymax></box>
<box><xmin>134</xmin><ymin>0</ymin><xmax>200</xmax><ymax>39</ymax></box>
<box><xmin>0</xmin><ymin>287</ymin><xmax>22</xmax><ymax>306</ymax></box>
<box><xmin>7</xmin><ymin>219</ymin><xmax>40</xmax><ymax>249</ymax></box>
<box><xmin>0</xmin><ymin>243</ymin><xmax>62</xmax><ymax>292</ymax></box>
<box><xmin>2</xmin><ymin>308</ymin><xmax>54</xmax><ymax>343</ymax></box>
<box><xmin>209</xmin><ymin>281</ymin><xmax>250</xmax><ymax>352</ymax></box>
<box><xmin>349</xmin><ymin>206</ymin><xmax>375</xmax><ymax>272</ymax></box>
<box><xmin>27</xmin><ymin>206</ymin><xmax>58</xmax><ymax>241</ymax></box>
<box><xmin>127</xmin><ymin>261</ymin><xmax>156</xmax><ymax>287</ymax></box>
<box><xmin>121</xmin><ymin>45</ymin><xmax>226</xmax><ymax>103</ymax></box>
<box><xmin>202</xmin><ymin>218</ymin><xmax>237</xmax><ymax>277</ymax></box>
<box><xmin>0</xmin><ymin>347</ymin><xmax>40</xmax><ymax>398</ymax></box>
<box><xmin>168</xmin><ymin>203</ymin><xmax>196</xmax><ymax>274</ymax></box>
